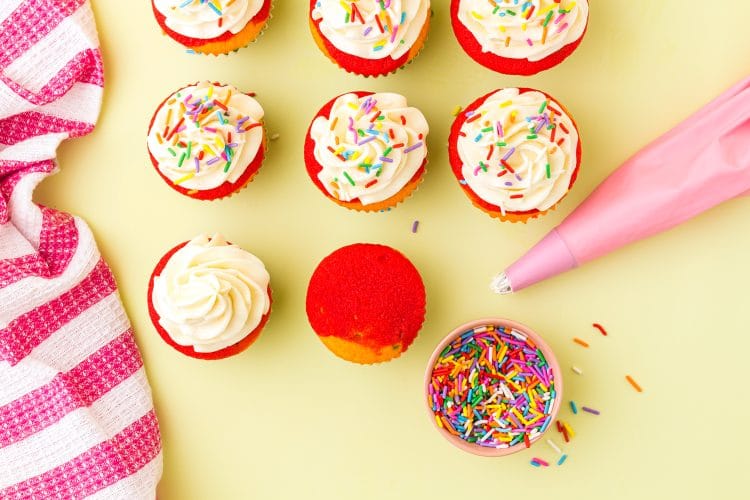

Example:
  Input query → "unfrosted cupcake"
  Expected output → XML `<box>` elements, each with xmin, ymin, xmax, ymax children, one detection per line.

<box><xmin>309</xmin><ymin>0</ymin><xmax>431</xmax><ymax>77</ymax></box>
<box><xmin>450</xmin><ymin>0</ymin><xmax>589</xmax><ymax>75</ymax></box>
<box><xmin>449</xmin><ymin>87</ymin><xmax>582</xmax><ymax>222</ymax></box>
<box><xmin>306</xmin><ymin>243</ymin><xmax>426</xmax><ymax>364</ymax></box>
<box><xmin>147</xmin><ymin>81</ymin><xmax>266</xmax><ymax>200</ymax></box>
<box><xmin>147</xmin><ymin>234</ymin><xmax>272</xmax><ymax>360</ymax></box>
<box><xmin>152</xmin><ymin>0</ymin><xmax>272</xmax><ymax>55</ymax></box>
<box><xmin>304</xmin><ymin>91</ymin><xmax>428</xmax><ymax>212</ymax></box>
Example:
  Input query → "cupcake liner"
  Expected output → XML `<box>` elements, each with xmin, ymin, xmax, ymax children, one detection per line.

<box><xmin>147</xmin><ymin>240</ymin><xmax>273</xmax><ymax>360</ymax></box>
<box><xmin>448</xmin><ymin>87</ymin><xmax>582</xmax><ymax>222</ymax></box>
<box><xmin>303</xmin><ymin>91</ymin><xmax>428</xmax><ymax>212</ymax></box>
<box><xmin>146</xmin><ymin>82</ymin><xmax>268</xmax><ymax>201</ymax></box>
<box><xmin>449</xmin><ymin>0</ymin><xmax>588</xmax><ymax>75</ymax></box>
<box><xmin>152</xmin><ymin>0</ymin><xmax>274</xmax><ymax>56</ymax></box>
<box><xmin>308</xmin><ymin>3</ymin><xmax>431</xmax><ymax>78</ymax></box>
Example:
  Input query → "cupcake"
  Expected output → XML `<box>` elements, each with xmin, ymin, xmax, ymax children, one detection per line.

<box><xmin>147</xmin><ymin>234</ymin><xmax>272</xmax><ymax>360</ymax></box>
<box><xmin>449</xmin><ymin>87</ymin><xmax>582</xmax><ymax>222</ymax></box>
<box><xmin>306</xmin><ymin>243</ymin><xmax>426</xmax><ymax>364</ymax></box>
<box><xmin>304</xmin><ymin>91</ymin><xmax>428</xmax><ymax>212</ymax></box>
<box><xmin>147</xmin><ymin>81</ymin><xmax>266</xmax><ymax>201</ymax></box>
<box><xmin>309</xmin><ymin>0</ymin><xmax>431</xmax><ymax>77</ymax></box>
<box><xmin>151</xmin><ymin>0</ymin><xmax>272</xmax><ymax>55</ymax></box>
<box><xmin>450</xmin><ymin>0</ymin><xmax>589</xmax><ymax>75</ymax></box>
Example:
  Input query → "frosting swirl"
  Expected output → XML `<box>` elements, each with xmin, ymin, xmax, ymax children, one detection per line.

<box><xmin>457</xmin><ymin>88</ymin><xmax>579</xmax><ymax>213</ymax></box>
<box><xmin>311</xmin><ymin>0</ymin><xmax>431</xmax><ymax>60</ymax></box>
<box><xmin>310</xmin><ymin>92</ymin><xmax>428</xmax><ymax>205</ymax></box>
<box><xmin>152</xmin><ymin>234</ymin><xmax>271</xmax><ymax>353</ymax></box>
<box><xmin>147</xmin><ymin>81</ymin><xmax>264</xmax><ymax>192</ymax></box>
<box><xmin>457</xmin><ymin>0</ymin><xmax>588</xmax><ymax>62</ymax></box>
<box><xmin>153</xmin><ymin>0</ymin><xmax>264</xmax><ymax>40</ymax></box>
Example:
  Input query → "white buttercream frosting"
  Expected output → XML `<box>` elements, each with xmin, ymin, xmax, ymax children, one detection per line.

<box><xmin>311</xmin><ymin>0</ymin><xmax>430</xmax><ymax>60</ymax></box>
<box><xmin>457</xmin><ymin>88</ymin><xmax>579</xmax><ymax>213</ymax></box>
<box><xmin>154</xmin><ymin>0</ymin><xmax>264</xmax><ymax>39</ymax></box>
<box><xmin>152</xmin><ymin>234</ymin><xmax>271</xmax><ymax>353</ymax></box>
<box><xmin>147</xmin><ymin>81</ymin><xmax>264</xmax><ymax>192</ymax></box>
<box><xmin>310</xmin><ymin>92</ymin><xmax>428</xmax><ymax>206</ymax></box>
<box><xmin>457</xmin><ymin>0</ymin><xmax>588</xmax><ymax>62</ymax></box>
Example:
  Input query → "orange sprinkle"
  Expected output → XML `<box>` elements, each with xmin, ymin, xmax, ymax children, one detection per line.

<box><xmin>626</xmin><ymin>375</ymin><xmax>643</xmax><ymax>393</ymax></box>
<box><xmin>573</xmin><ymin>337</ymin><xmax>589</xmax><ymax>348</ymax></box>
<box><xmin>330</xmin><ymin>116</ymin><xmax>339</xmax><ymax>131</ymax></box>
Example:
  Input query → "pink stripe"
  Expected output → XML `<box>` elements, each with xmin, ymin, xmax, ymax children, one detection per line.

<box><xmin>0</xmin><ymin>330</ymin><xmax>142</xmax><ymax>447</ymax></box>
<box><xmin>0</xmin><ymin>111</ymin><xmax>93</xmax><ymax>146</ymax></box>
<box><xmin>0</xmin><ymin>258</ymin><xmax>116</xmax><ymax>366</ymax></box>
<box><xmin>0</xmin><ymin>206</ymin><xmax>78</xmax><ymax>288</ymax></box>
<box><xmin>0</xmin><ymin>160</ymin><xmax>56</xmax><ymax>224</ymax></box>
<box><xmin>0</xmin><ymin>0</ymin><xmax>87</xmax><ymax>70</ymax></box>
<box><xmin>0</xmin><ymin>48</ymin><xmax>103</xmax><ymax>107</ymax></box>
<box><xmin>0</xmin><ymin>410</ymin><xmax>161</xmax><ymax>499</ymax></box>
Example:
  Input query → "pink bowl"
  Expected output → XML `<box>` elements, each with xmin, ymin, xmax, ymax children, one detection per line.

<box><xmin>424</xmin><ymin>318</ymin><xmax>563</xmax><ymax>457</ymax></box>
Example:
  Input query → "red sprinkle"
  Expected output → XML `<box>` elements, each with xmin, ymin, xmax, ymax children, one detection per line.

<box><xmin>592</xmin><ymin>323</ymin><xmax>608</xmax><ymax>336</ymax></box>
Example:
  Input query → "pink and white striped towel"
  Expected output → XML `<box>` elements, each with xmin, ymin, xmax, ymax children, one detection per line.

<box><xmin>0</xmin><ymin>1</ymin><xmax>162</xmax><ymax>497</ymax></box>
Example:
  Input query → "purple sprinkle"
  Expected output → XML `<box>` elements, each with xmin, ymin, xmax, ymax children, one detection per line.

<box><xmin>358</xmin><ymin>135</ymin><xmax>377</xmax><ymax>146</ymax></box>
<box><xmin>363</xmin><ymin>26</ymin><xmax>373</xmax><ymax>36</ymax></box>
<box><xmin>237</xmin><ymin>116</ymin><xmax>250</xmax><ymax>126</ymax></box>
<box><xmin>403</xmin><ymin>141</ymin><xmax>423</xmax><ymax>154</ymax></box>
<box><xmin>411</xmin><ymin>220</ymin><xmax>419</xmax><ymax>233</ymax></box>
<box><xmin>206</xmin><ymin>157</ymin><xmax>220</xmax><ymax>166</ymax></box>
<box><xmin>194</xmin><ymin>157</ymin><xmax>200</xmax><ymax>173</ymax></box>
<box><xmin>379</xmin><ymin>157</ymin><xmax>393</xmax><ymax>163</ymax></box>
<box><xmin>226</xmin><ymin>142</ymin><xmax>238</xmax><ymax>148</ymax></box>
<box><xmin>504</xmin><ymin>181</ymin><xmax>513</xmax><ymax>186</ymax></box>
<box><xmin>502</xmin><ymin>147</ymin><xmax>516</xmax><ymax>161</ymax></box>
<box><xmin>582</xmin><ymin>406</ymin><xmax>600</xmax><ymax>415</ymax></box>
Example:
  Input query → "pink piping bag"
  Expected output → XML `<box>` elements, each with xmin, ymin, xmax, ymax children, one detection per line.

<box><xmin>492</xmin><ymin>76</ymin><xmax>750</xmax><ymax>294</ymax></box>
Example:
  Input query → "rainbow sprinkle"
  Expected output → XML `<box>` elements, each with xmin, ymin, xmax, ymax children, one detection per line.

<box><xmin>428</xmin><ymin>324</ymin><xmax>557</xmax><ymax>449</ymax></box>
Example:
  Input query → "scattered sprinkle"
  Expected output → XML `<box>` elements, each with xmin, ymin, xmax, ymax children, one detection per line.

<box><xmin>626</xmin><ymin>375</ymin><xmax>643</xmax><ymax>393</ymax></box>
<box><xmin>569</xmin><ymin>401</ymin><xmax>578</xmax><ymax>414</ymax></box>
<box><xmin>411</xmin><ymin>220</ymin><xmax>419</xmax><ymax>233</ymax></box>
<box><xmin>582</xmin><ymin>406</ymin><xmax>600</xmax><ymax>416</ymax></box>
<box><xmin>573</xmin><ymin>338</ymin><xmax>589</xmax><ymax>348</ymax></box>
<box><xmin>557</xmin><ymin>454</ymin><xmax>568</xmax><ymax>466</ymax></box>
<box><xmin>592</xmin><ymin>323</ymin><xmax>608</xmax><ymax>336</ymax></box>
<box><xmin>571</xmin><ymin>365</ymin><xmax>583</xmax><ymax>375</ymax></box>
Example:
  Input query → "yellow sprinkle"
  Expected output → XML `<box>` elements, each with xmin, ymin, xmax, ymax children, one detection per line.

<box><xmin>451</xmin><ymin>105</ymin><xmax>462</xmax><ymax>116</ymax></box>
<box><xmin>435</xmin><ymin>414</ymin><xmax>443</xmax><ymax>428</ymax></box>
<box><xmin>500</xmin><ymin>100</ymin><xmax>513</xmax><ymax>108</ymax></box>
<box><xmin>521</xmin><ymin>23</ymin><xmax>527</xmax><ymax>31</ymax></box>
<box><xmin>174</xmin><ymin>172</ymin><xmax>195</xmax><ymax>185</ymax></box>
<box><xmin>563</xmin><ymin>421</ymin><xmax>576</xmax><ymax>438</ymax></box>
<box><xmin>470</xmin><ymin>10</ymin><xmax>484</xmax><ymax>20</ymax></box>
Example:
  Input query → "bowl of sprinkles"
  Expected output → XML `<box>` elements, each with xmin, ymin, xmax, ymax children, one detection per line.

<box><xmin>425</xmin><ymin>318</ymin><xmax>562</xmax><ymax>456</ymax></box>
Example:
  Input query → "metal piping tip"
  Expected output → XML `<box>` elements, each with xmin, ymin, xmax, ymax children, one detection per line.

<box><xmin>489</xmin><ymin>272</ymin><xmax>513</xmax><ymax>295</ymax></box>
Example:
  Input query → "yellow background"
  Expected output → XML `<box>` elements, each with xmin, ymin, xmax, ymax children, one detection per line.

<box><xmin>36</xmin><ymin>1</ymin><xmax>750</xmax><ymax>498</ymax></box>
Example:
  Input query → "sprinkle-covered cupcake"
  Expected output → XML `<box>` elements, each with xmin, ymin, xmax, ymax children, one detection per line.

<box><xmin>306</xmin><ymin>243</ymin><xmax>426</xmax><ymax>364</ymax></box>
<box><xmin>147</xmin><ymin>234</ymin><xmax>272</xmax><ymax>360</ymax></box>
<box><xmin>304</xmin><ymin>91</ymin><xmax>428</xmax><ymax>211</ymax></box>
<box><xmin>449</xmin><ymin>87</ymin><xmax>582</xmax><ymax>222</ymax></box>
<box><xmin>147</xmin><ymin>81</ymin><xmax>266</xmax><ymax>201</ymax></box>
<box><xmin>309</xmin><ymin>0</ymin><xmax>431</xmax><ymax>77</ymax></box>
<box><xmin>450</xmin><ymin>0</ymin><xmax>589</xmax><ymax>75</ymax></box>
<box><xmin>152</xmin><ymin>0</ymin><xmax>272</xmax><ymax>55</ymax></box>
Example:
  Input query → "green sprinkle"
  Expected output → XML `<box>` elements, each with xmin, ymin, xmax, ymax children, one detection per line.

<box><xmin>539</xmin><ymin>100</ymin><xmax>548</xmax><ymax>113</ymax></box>
<box><xmin>382</xmin><ymin>146</ymin><xmax>393</xmax><ymax>157</ymax></box>
<box><xmin>546</xmin><ymin>163</ymin><xmax>551</xmax><ymax>178</ymax></box>
<box><xmin>343</xmin><ymin>171</ymin><xmax>356</xmax><ymax>186</ymax></box>
<box><xmin>543</xmin><ymin>10</ymin><xmax>554</xmax><ymax>27</ymax></box>
<box><xmin>224</xmin><ymin>161</ymin><xmax>232</xmax><ymax>173</ymax></box>
<box><xmin>186</xmin><ymin>141</ymin><xmax>192</xmax><ymax>159</ymax></box>
<box><xmin>167</xmin><ymin>148</ymin><xmax>176</xmax><ymax>157</ymax></box>
<box><xmin>481</xmin><ymin>127</ymin><xmax>494</xmax><ymax>133</ymax></box>
<box><xmin>177</xmin><ymin>152</ymin><xmax>186</xmax><ymax>168</ymax></box>
<box><xmin>527</xmin><ymin>134</ymin><xmax>538</xmax><ymax>140</ymax></box>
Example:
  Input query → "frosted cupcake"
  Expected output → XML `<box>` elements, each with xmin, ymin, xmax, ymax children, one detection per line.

<box><xmin>449</xmin><ymin>87</ymin><xmax>582</xmax><ymax>222</ymax></box>
<box><xmin>304</xmin><ymin>91</ymin><xmax>428</xmax><ymax>212</ymax></box>
<box><xmin>147</xmin><ymin>81</ymin><xmax>266</xmax><ymax>200</ymax></box>
<box><xmin>450</xmin><ymin>0</ymin><xmax>589</xmax><ymax>75</ymax></box>
<box><xmin>309</xmin><ymin>0</ymin><xmax>431</xmax><ymax>77</ymax></box>
<box><xmin>147</xmin><ymin>234</ymin><xmax>272</xmax><ymax>360</ymax></box>
<box><xmin>152</xmin><ymin>0</ymin><xmax>272</xmax><ymax>55</ymax></box>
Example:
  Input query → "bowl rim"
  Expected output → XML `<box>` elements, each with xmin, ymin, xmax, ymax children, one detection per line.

<box><xmin>423</xmin><ymin>317</ymin><xmax>563</xmax><ymax>457</ymax></box>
